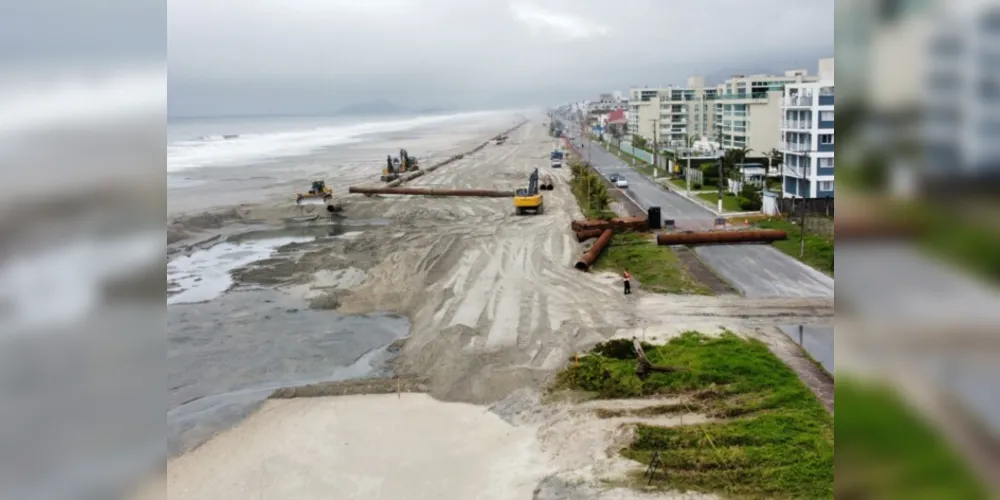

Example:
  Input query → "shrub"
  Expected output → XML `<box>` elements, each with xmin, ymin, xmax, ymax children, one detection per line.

<box><xmin>692</xmin><ymin>182</ymin><xmax>702</xmax><ymax>190</ymax></box>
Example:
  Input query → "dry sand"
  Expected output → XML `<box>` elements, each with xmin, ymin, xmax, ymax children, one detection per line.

<box><xmin>162</xmin><ymin>119</ymin><xmax>832</xmax><ymax>499</ymax></box>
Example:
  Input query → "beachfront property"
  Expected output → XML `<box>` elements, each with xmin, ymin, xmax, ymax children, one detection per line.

<box><xmin>781</xmin><ymin>58</ymin><xmax>836</xmax><ymax>199</ymax></box>
<box><xmin>626</xmin><ymin>64</ymin><xmax>824</xmax><ymax>154</ymax></box>
<box><xmin>627</xmin><ymin>88</ymin><xmax>661</xmax><ymax>140</ymax></box>
<box><xmin>711</xmin><ymin>70</ymin><xmax>820</xmax><ymax>152</ymax></box>
<box><xmin>922</xmin><ymin>4</ymin><xmax>1000</xmax><ymax>179</ymax></box>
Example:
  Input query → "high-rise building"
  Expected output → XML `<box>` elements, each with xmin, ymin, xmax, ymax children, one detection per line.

<box><xmin>711</xmin><ymin>70</ymin><xmax>819</xmax><ymax>153</ymax></box>
<box><xmin>780</xmin><ymin>58</ymin><xmax>835</xmax><ymax>198</ymax></box>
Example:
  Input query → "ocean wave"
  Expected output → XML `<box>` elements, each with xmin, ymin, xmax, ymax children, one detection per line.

<box><xmin>167</xmin><ymin>110</ymin><xmax>511</xmax><ymax>172</ymax></box>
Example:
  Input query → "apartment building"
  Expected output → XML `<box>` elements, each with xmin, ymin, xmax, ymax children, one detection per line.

<box><xmin>922</xmin><ymin>4</ymin><xmax>1000</xmax><ymax>178</ymax></box>
<box><xmin>711</xmin><ymin>70</ymin><xmax>819</xmax><ymax>153</ymax></box>
<box><xmin>656</xmin><ymin>76</ymin><xmax>717</xmax><ymax>147</ymax></box>
<box><xmin>628</xmin><ymin>88</ymin><xmax>661</xmax><ymax>140</ymax></box>
<box><xmin>780</xmin><ymin>58</ymin><xmax>835</xmax><ymax>198</ymax></box>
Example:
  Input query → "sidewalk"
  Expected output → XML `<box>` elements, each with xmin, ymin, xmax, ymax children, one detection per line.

<box><xmin>592</xmin><ymin>140</ymin><xmax>760</xmax><ymax>218</ymax></box>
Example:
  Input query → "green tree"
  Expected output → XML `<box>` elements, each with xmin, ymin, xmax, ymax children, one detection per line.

<box><xmin>632</xmin><ymin>134</ymin><xmax>648</xmax><ymax>150</ymax></box>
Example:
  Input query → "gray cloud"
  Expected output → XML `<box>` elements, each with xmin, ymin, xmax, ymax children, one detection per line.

<box><xmin>168</xmin><ymin>0</ymin><xmax>834</xmax><ymax>116</ymax></box>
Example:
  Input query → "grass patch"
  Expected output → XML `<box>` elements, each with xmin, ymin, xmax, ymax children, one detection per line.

<box><xmin>553</xmin><ymin>334</ymin><xmax>833</xmax><ymax>499</ymax></box>
<box><xmin>756</xmin><ymin>218</ymin><xmax>835</xmax><ymax>275</ymax></box>
<box><xmin>592</xmin><ymin>232</ymin><xmax>712</xmax><ymax>295</ymax></box>
<box><xmin>835</xmin><ymin>379</ymin><xmax>989</xmax><ymax>499</ymax></box>
<box><xmin>696</xmin><ymin>192</ymin><xmax>742</xmax><ymax>212</ymax></box>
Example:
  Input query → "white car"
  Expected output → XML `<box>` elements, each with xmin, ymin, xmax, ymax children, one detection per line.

<box><xmin>614</xmin><ymin>176</ymin><xmax>629</xmax><ymax>188</ymax></box>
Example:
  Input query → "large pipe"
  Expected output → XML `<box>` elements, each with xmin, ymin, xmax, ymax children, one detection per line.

<box><xmin>571</xmin><ymin>216</ymin><xmax>648</xmax><ymax>233</ymax></box>
<box><xmin>575</xmin><ymin>229</ymin><xmax>612</xmax><ymax>271</ymax></box>
<box><xmin>575</xmin><ymin>229</ymin><xmax>604</xmax><ymax>242</ymax></box>
<box><xmin>349</xmin><ymin>186</ymin><xmax>514</xmax><ymax>197</ymax></box>
<box><xmin>655</xmin><ymin>229</ymin><xmax>787</xmax><ymax>246</ymax></box>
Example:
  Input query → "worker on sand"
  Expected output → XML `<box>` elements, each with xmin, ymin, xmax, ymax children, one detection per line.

<box><xmin>623</xmin><ymin>269</ymin><xmax>631</xmax><ymax>295</ymax></box>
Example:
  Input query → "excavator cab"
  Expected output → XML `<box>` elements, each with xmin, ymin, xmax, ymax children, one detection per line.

<box><xmin>513</xmin><ymin>168</ymin><xmax>544</xmax><ymax>215</ymax></box>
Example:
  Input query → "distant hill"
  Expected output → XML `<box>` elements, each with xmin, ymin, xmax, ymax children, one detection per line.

<box><xmin>335</xmin><ymin>99</ymin><xmax>409</xmax><ymax>116</ymax></box>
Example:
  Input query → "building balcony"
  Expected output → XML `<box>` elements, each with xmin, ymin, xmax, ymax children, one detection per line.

<box><xmin>818</xmin><ymin>143</ymin><xmax>834</xmax><ymax>153</ymax></box>
<box><xmin>818</xmin><ymin>94</ymin><xmax>835</xmax><ymax>106</ymax></box>
<box><xmin>783</xmin><ymin>95</ymin><xmax>814</xmax><ymax>107</ymax></box>
<box><xmin>782</xmin><ymin>120</ymin><xmax>812</xmax><ymax>130</ymax></box>
<box><xmin>783</xmin><ymin>143</ymin><xmax>811</xmax><ymax>152</ymax></box>
<box><xmin>817</xmin><ymin>119</ymin><xmax>834</xmax><ymax>130</ymax></box>
<box><xmin>723</xmin><ymin>111</ymin><xmax>748</xmax><ymax>117</ymax></box>
<box><xmin>782</xmin><ymin>165</ymin><xmax>808</xmax><ymax>178</ymax></box>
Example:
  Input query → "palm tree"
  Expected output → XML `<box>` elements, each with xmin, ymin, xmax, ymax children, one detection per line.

<box><xmin>766</xmin><ymin>148</ymin><xmax>784</xmax><ymax>196</ymax></box>
<box><xmin>683</xmin><ymin>134</ymin><xmax>698</xmax><ymax>193</ymax></box>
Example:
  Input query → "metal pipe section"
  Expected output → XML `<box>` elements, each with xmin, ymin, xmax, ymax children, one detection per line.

<box><xmin>575</xmin><ymin>229</ymin><xmax>604</xmax><ymax>242</ymax></box>
<box><xmin>575</xmin><ymin>229</ymin><xmax>612</xmax><ymax>271</ymax></box>
<box><xmin>348</xmin><ymin>186</ymin><xmax>514</xmax><ymax>197</ymax></box>
<box><xmin>571</xmin><ymin>216</ymin><xmax>648</xmax><ymax>233</ymax></box>
<box><xmin>655</xmin><ymin>229</ymin><xmax>787</xmax><ymax>246</ymax></box>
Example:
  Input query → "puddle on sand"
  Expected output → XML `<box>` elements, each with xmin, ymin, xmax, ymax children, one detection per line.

<box><xmin>167</xmin><ymin>236</ymin><xmax>313</xmax><ymax>305</ymax></box>
<box><xmin>167</xmin><ymin>218</ymin><xmax>389</xmax><ymax>305</ymax></box>
<box><xmin>168</xmin><ymin>289</ymin><xmax>409</xmax><ymax>456</ymax></box>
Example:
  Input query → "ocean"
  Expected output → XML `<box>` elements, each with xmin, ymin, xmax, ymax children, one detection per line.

<box><xmin>167</xmin><ymin>111</ymin><xmax>523</xmax><ymax>213</ymax></box>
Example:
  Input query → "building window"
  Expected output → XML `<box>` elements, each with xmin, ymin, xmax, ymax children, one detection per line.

<box><xmin>818</xmin><ymin>157</ymin><xmax>834</xmax><ymax>169</ymax></box>
<box><xmin>820</xmin><ymin>111</ymin><xmax>834</xmax><ymax>121</ymax></box>
<box><xmin>818</xmin><ymin>181</ymin><xmax>834</xmax><ymax>192</ymax></box>
<box><xmin>819</xmin><ymin>134</ymin><xmax>834</xmax><ymax>144</ymax></box>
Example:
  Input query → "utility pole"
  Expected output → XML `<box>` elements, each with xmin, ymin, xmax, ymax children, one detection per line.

<box><xmin>650</xmin><ymin>118</ymin><xmax>659</xmax><ymax>171</ymax></box>
<box><xmin>716</xmin><ymin>125</ymin><xmax>724</xmax><ymax>213</ymax></box>
<box><xmin>799</xmin><ymin>150</ymin><xmax>809</xmax><ymax>257</ymax></box>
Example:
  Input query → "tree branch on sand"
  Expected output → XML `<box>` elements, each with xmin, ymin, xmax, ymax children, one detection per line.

<box><xmin>632</xmin><ymin>337</ymin><xmax>683</xmax><ymax>379</ymax></box>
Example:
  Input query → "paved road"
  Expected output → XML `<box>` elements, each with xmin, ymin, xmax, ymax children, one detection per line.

<box><xmin>563</xmin><ymin>124</ymin><xmax>834</xmax><ymax>299</ymax></box>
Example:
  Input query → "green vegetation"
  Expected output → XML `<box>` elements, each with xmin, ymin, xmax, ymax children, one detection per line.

<box><xmin>592</xmin><ymin>232</ymin><xmax>711</xmax><ymax>295</ymax></box>
<box><xmin>568</xmin><ymin>160</ymin><xmax>615</xmax><ymax>219</ymax></box>
<box><xmin>836</xmin><ymin>379</ymin><xmax>989</xmax><ymax>499</ymax></box>
<box><xmin>554</xmin><ymin>334</ymin><xmax>833</xmax><ymax>499</ymax></box>
<box><xmin>757</xmin><ymin>217</ymin><xmax>835</xmax><ymax>275</ymax></box>
<box><xmin>696</xmin><ymin>192</ymin><xmax>742</xmax><ymax>212</ymax></box>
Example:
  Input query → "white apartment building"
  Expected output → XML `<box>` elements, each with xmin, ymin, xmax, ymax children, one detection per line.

<box><xmin>922</xmin><ymin>4</ymin><xmax>1000</xmax><ymax>177</ymax></box>
<box><xmin>629</xmin><ymin>70</ymin><xmax>820</xmax><ymax>153</ymax></box>
<box><xmin>780</xmin><ymin>58</ymin><xmax>835</xmax><ymax>198</ymax></box>
<box><xmin>711</xmin><ymin>70</ymin><xmax>819</xmax><ymax>153</ymax></box>
<box><xmin>628</xmin><ymin>88</ymin><xmax>661</xmax><ymax>141</ymax></box>
<box><xmin>656</xmin><ymin>76</ymin><xmax>717</xmax><ymax>148</ymax></box>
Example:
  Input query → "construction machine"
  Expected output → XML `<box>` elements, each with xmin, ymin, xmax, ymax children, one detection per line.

<box><xmin>514</xmin><ymin>168</ymin><xmax>544</xmax><ymax>215</ymax></box>
<box><xmin>381</xmin><ymin>149</ymin><xmax>420</xmax><ymax>182</ymax></box>
<box><xmin>295</xmin><ymin>180</ymin><xmax>333</xmax><ymax>205</ymax></box>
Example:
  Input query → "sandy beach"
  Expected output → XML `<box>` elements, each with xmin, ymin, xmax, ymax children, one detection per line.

<box><xmin>162</xmin><ymin>114</ymin><xmax>831</xmax><ymax>499</ymax></box>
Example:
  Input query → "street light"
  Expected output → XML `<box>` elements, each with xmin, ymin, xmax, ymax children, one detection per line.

<box><xmin>717</xmin><ymin>150</ymin><xmax>725</xmax><ymax>213</ymax></box>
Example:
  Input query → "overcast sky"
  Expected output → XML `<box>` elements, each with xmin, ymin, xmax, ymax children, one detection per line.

<box><xmin>168</xmin><ymin>0</ymin><xmax>834</xmax><ymax>117</ymax></box>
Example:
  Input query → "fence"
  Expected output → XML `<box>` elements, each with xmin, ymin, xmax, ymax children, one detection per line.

<box><xmin>619</xmin><ymin>141</ymin><xmax>655</xmax><ymax>165</ymax></box>
<box><xmin>776</xmin><ymin>196</ymin><xmax>835</xmax><ymax>217</ymax></box>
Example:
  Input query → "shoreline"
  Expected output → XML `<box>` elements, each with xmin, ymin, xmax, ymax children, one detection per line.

<box><xmin>162</xmin><ymin>117</ymin><xmax>833</xmax><ymax>500</ymax></box>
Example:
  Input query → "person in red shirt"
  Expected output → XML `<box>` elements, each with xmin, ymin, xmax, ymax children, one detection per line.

<box><xmin>623</xmin><ymin>269</ymin><xmax>631</xmax><ymax>295</ymax></box>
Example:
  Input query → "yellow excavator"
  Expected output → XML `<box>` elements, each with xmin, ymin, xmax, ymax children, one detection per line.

<box><xmin>381</xmin><ymin>149</ymin><xmax>420</xmax><ymax>182</ymax></box>
<box><xmin>514</xmin><ymin>168</ymin><xmax>545</xmax><ymax>215</ymax></box>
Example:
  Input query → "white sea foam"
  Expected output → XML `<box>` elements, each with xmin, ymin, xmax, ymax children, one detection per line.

<box><xmin>167</xmin><ymin>110</ymin><xmax>511</xmax><ymax>172</ymax></box>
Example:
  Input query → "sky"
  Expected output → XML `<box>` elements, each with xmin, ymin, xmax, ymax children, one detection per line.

<box><xmin>167</xmin><ymin>0</ymin><xmax>834</xmax><ymax>117</ymax></box>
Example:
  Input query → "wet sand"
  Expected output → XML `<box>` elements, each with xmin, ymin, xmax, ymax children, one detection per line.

<box><xmin>162</xmin><ymin>116</ymin><xmax>832</xmax><ymax>499</ymax></box>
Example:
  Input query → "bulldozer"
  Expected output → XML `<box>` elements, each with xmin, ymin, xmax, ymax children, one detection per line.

<box><xmin>514</xmin><ymin>168</ymin><xmax>544</xmax><ymax>215</ymax></box>
<box><xmin>381</xmin><ymin>149</ymin><xmax>420</xmax><ymax>182</ymax></box>
<box><xmin>295</xmin><ymin>180</ymin><xmax>333</xmax><ymax>205</ymax></box>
